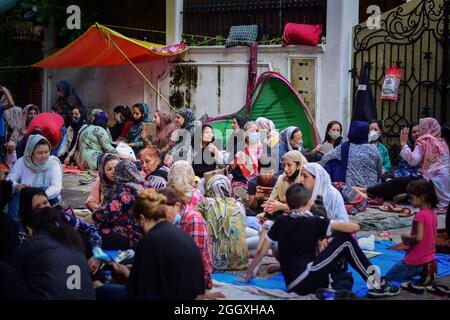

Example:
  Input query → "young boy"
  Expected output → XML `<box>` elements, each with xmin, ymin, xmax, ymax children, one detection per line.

<box><xmin>240</xmin><ymin>183</ymin><xmax>400</xmax><ymax>298</ymax></box>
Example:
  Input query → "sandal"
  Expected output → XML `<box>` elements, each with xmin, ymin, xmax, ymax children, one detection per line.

<box><xmin>400</xmin><ymin>282</ymin><xmax>426</xmax><ymax>294</ymax></box>
<box><xmin>399</xmin><ymin>208</ymin><xmax>414</xmax><ymax>218</ymax></box>
<box><xmin>378</xmin><ymin>204</ymin><xmax>402</xmax><ymax>213</ymax></box>
<box><xmin>426</xmin><ymin>284</ymin><xmax>450</xmax><ymax>297</ymax></box>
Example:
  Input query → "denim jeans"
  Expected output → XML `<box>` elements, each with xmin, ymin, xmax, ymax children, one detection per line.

<box><xmin>385</xmin><ymin>260</ymin><xmax>423</xmax><ymax>282</ymax></box>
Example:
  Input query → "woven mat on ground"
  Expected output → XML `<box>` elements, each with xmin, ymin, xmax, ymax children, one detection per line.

<box><xmin>349</xmin><ymin>206</ymin><xmax>414</xmax><ymax>231</ymax></box>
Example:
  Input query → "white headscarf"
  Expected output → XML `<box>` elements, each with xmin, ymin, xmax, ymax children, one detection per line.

<box><xmin>302</xmin><ymin>163</ymin><xmax>348</xmax><ymax>222</ymax></box>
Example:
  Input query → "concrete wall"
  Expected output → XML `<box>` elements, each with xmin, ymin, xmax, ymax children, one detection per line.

<box><xmin>42</xmin><ymin>0</ymin><xmax>359</xmax><ymax>140</ymax></box>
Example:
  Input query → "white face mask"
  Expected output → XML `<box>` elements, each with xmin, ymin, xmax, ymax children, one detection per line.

<box><xmin>329</xmin><ymin>132</ymin><xmax>341</xmax><ymax>140</ymax></box>
<box><xmin>368</xmin><ymin>130</ymin><xmax>380</xmax><ymax>142</ymax></box>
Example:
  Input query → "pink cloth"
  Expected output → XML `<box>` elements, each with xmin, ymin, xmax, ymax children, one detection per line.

<box><xmin>404</xmin><ymin>209</ymin><xmax>438</xmax><ymax>266</ymax></box>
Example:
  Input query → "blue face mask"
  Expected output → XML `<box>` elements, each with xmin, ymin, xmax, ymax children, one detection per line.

<box><xmin>172</xmin><ymin>213</ymin><xmax>182</xmax><ymax>225</ymax></box>
<box><xmin>249</xmin><ymin>132</ymin><xmax>260</xmax><ymax>144</ymax></box>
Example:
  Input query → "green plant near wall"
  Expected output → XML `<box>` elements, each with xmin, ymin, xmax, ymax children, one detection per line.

<box><xmin>18</xmin><ymin>0</ymin><xmax>99</xmax><ymax>44</ymax></box>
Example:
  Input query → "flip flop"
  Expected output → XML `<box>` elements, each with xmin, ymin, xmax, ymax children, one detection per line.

<box><xmin>399</xmin><ymin>208</ymin><xmax>414</xmax><ymax>218</ymax></box>
<box><xmin>400</xmin><ymin>282</ymin><xmax>426</xmax><ymax>294</ymax></box>
<box><xmin>378</xmin><ymin>204</ymin><xmax>402</xmax><ymax>213</ymax></box>
<box><xmin>426</xmin><ymin>284</ymin><xmax>450</xmax><ymax>296</ymax></box>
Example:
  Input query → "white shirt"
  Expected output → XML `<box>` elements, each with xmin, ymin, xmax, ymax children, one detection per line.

<box><xmin>7</xmin><ymin>157</ymin><xmax>63</xmax><ymax>200</ymax></box>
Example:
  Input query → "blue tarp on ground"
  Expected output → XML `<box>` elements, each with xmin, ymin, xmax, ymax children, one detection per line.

<box><xmin>212</xmin><ymin>240</ymin><xmax>450</xmax><ymax>297</ymax></box>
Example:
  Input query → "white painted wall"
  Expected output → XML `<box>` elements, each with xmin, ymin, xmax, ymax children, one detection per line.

<box><xmin>42</xmin><ymin>0</ymin><xmax>359</xmax><ymax>141</ymax></box>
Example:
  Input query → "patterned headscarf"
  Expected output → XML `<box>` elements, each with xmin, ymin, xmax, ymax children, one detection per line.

<box><xmin>206</xmin><ymin>174</ymin><xmax>232</xmax><ymax>198</ymax></box>
<box><xmin>113</xmin><ymin>160</ymin><xmax>146</xmax><ymax>194</ymax></box>
<box><xmin>176</xmin><ymin>108</ymin><xmax>196</xmax><ymax>131</ymax></box>
<box><xmin>99</xmin><ymin>153</ymin><xmax>120</xmax><ymax>203</ymax></box>
<box><xmin>256</xmin><ymin>117</ymin><xmax>279</xmax><ymax>147</ymax></box>
<box><xmin>414</xmin><ymin>117</ymin><xmax>449</xmax><ymax>178</ymax></box>
<box><xmin>167</xmin><ymin>160</ymin><xmax>196</xmax><ymax>198</ymax></box>
<box><xmin>133</xmin><ymin>103</ymin><xmax>151</xmax><ymax>123</ymax></box>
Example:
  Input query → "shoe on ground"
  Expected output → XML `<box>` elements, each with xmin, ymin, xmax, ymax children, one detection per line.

<box><xmin>368</xmin><ymin>279</ymin><xmax>400</xmax><ymax>298</ymax></box>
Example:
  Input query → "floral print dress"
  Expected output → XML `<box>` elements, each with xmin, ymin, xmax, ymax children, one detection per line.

<box><xmin>92</xmin><ymin>185</ymin><xmax>146</xmax><ymax>249</ymax></box>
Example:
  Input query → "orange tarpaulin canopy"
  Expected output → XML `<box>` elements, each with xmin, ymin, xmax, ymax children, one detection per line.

<box><xmin>32</xmin><ymin>24</ymin><xmax>188</xmax><ymax>68</ymax></box>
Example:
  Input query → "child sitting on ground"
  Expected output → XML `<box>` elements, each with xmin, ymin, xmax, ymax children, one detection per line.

<box><xmin>386</xmin><ymin>179</ymin><xmax>438</xmax><ymax>284</ymax></box>
<box><xmin>239</xmin><ymin>183</ymin><xmax>400</xmax><ymax>298</ymax></box>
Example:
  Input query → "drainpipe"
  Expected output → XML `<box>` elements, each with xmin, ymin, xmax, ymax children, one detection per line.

<box><xmin>166</xmin><ymin>0</ymin><xmax>183</xmax><ymax>45</ymax></box>
<box><xmin>42</xmin><ymin>23</ymin><xmax>58</xmax><ymax>112</ymax></box>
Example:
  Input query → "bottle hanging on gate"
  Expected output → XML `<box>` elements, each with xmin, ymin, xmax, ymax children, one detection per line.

<box><xmin>381</xmin><ymin>63</ymin><xmax>402</xmax><ymax>102</ymax></box>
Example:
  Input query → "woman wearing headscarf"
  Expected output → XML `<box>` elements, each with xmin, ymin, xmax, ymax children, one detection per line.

<box><xmin>265</xmin><ymin>150</ymin><xmax>308</xmax><ymax>214</ymax></box>
<box><xmin>126</xmin><ymin>103</ymin><xmax>151</xmax><ymax>155</ymax></box>
<box><xmin>360</xmin><ymin>118</ymin><xmax>450</xmax><ymax>211</ymax></box>
<box><xmin>255</xmin><ymin>117</ymin><xmax>279</xmax><ymax>148</ymax></box>
<box><xmin>142</xmin><ymin>109</ymin><xmax>177</xmax><ymax>159</ymax></box>
<box><xmin>88</xmin><ymin>160</ymin><xmax>150</xmax><ymax>250</ymax></box>
<box><xmin>5</xmin><ymin>104</ymin><xmax>39</xmax><ymax>144</ymax></box>
<box><xmin>164</xmin><ymin>108</ymin><xmax>197</xmax><ymax>167</ymax></box>
<box><xmin>73</xmin><ymin>112</ymin><xmax>119</xmax><ymax>170</ymax></box>
<box><xmin>300</xmin><ymin>163</ymin><xmax>349</xmax><ymax>222</ymax></box>
<box><xmin>321</xmin><ymin>121</ymin><xmax>382</xmax><ymax>188</ymax></box>
<box><xmin>57</xmin><ymin>105</ymin><xmax>88</xmax><ymax>165</ymax></box>
<box><xmin>7</xmin><ymin>134</ymin><xmax>62</xmax><ymax>222</ymax></box>
<box><xmin>198</xmin><ymin>174</ymin><xmax>248</xmax><ymax>271</ymax></box>
<box><xmin>279</xmin><ymin>126</ymin><xmax>322</xmax><ymax>173</ymax></box>
<box><xmin>85</xmin><ymin>153</ymin><xmax>121</xmax><ymax>211</ymax></box>
<box><xmin>52</xmin><ymin>80</ymin><xmax>83</xmax><ymax>119</ymax></box>
<box><xmin>167</xmin><ymin>160</ymin><xmax>213</xmax><ymax>289</ymax></box>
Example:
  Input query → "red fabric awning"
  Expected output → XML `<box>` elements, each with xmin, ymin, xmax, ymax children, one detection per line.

<box><xmin>32</xmin><ymin>24</ymin><xmax>188</xmax><ymax>68</ymax></box>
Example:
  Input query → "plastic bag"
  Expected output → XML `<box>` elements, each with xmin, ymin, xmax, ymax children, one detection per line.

<box><xmin>358</xmin><ymin>235</ymin><xmax>375</xmax><ymax>251</ymax></box>
<box><xmin>116</xmin><ymin>142</ymin><xmax>136</xmax><ymax>161</ymax></box>
<box><xmin>381</xmin><ymin>63</ymin><xmax>402</xmax><ymax>102</ymax></box>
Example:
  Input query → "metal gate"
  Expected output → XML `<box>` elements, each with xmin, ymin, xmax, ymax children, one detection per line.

<box><xmin>351</xmin><ymin>0</ymin><xmax>450</xmax><ymax>164</ymax></box>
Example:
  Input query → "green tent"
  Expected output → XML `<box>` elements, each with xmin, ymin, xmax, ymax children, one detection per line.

<box><xmin>205</xmin><ymin>71</ymin><xmax>320</xmax><ymax>150</ymax></box>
